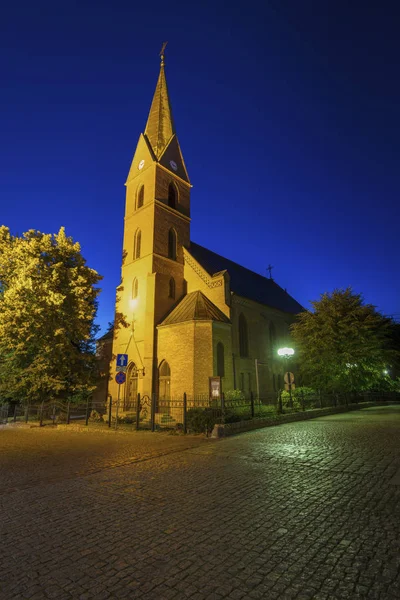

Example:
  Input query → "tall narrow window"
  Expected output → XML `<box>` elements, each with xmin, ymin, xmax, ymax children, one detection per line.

<box><xmin>159</xmin><ymin>360</ymin><xmax>171</xmax><ymax>401</ymax></box>
<box><xmin>239</xmin><ymin>313</ymin><xmax>249</xmax><ymax>357</ymax></box>
<box><xmin>134</xmin><ymin>230</ymin><xmax>141</xmax><ymax>259</ymax></box>
<box><xmin>217</xmin><ymin>342</ymin><xmax>225</xmax><ymax>378</ymax></box>
<box><xmin>132</xmin><ymin>278</ymin><xmax>138</xmax><ymax>299</ymax></box>
<box><xmin>137</xmin><ymin>185</ymin><xmax>144</xmax><ymax>209</ymax></box>
<box><xmin>169</xmin><ymin>277</ymin><xmax>175</xmax><ymax>299</ymax></box>
<box><xmin>168</xmin><ymin>183</ymin><xmax>176</xmax><ymax>209</ymax></box>
<box><xmin>168</xmin><ymin>228</ymin><xmax>177</xmax><ymax>260</ymax></box>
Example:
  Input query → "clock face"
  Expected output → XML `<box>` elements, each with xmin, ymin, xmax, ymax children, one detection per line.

<box><xmin>169</xmin><ymin>160</ymin><xmax>178</xmax><ymax>171</ymax></box>
<box><xmin>138</xmin><ymin>159</ymin><xmax>145</xmax><ymax>170</ymax></box>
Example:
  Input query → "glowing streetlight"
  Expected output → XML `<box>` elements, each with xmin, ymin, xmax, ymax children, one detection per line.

<box><xmin>277</xmin><ymin>347</ymin><xmax>295</xmax><ymax>409</ymax></box>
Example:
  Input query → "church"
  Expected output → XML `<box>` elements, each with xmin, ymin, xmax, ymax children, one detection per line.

<box><xmin>108</xmin><ymin>50</ymin><xmax>303</xmax><ymax>408</ymax></box>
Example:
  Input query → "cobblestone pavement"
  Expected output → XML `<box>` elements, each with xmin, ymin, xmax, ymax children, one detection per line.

<box><xmin>1</xmin><ymin>405</ymin><xmax>400</xmax><ymax>600</ymax></box>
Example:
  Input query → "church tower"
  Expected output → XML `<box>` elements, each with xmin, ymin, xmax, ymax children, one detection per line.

<box><xmin>109</xmin><ymin>48</ymin><xmax>191</xmax><ymax>406</ymax></box>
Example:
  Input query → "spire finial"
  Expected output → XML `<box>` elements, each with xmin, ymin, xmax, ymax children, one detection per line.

<box><xmin>160</xmin><ymin>41</ymin><xmax>168</xmax><ymax>67</ymax></box>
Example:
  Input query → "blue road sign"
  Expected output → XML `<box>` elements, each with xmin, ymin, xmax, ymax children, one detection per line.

<box><xmin>116</xmin><ymin>354</ymin><xmax>128</xmax><ymax>367</ymax></box>
<box><xmin>115</xmin><ymin>371</ymin><xmax>126</xmax><ymax>385</ymax></box>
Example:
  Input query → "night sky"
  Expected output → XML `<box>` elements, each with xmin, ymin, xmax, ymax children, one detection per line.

<box><xmin>1</xmin><ymin>1</ymin><xmax>399</xmax><ymax>334</ymax></box>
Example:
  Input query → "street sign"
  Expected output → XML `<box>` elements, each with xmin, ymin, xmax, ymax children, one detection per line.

<box><xmin>116</xmin><ymin>354</ymin><xmax>128</xmax><ymax>368</ymax></box>
<box><xmin>116</xmin><ymin>365</ymin><xmax>127</xmax><ymax>373</ymax></box>
<box><xmin>285</xmin><ymin>383</ymin><xmax>295</xmax><ymax>392</ymax></box>
<box><xmin>115</xmin><ymin>372</ymin><xmax>126</xmax><ymax>385</ymax></box>
<box><xmin>284</xmin><ymin>372</ymin><xmax>295</xmax><ymax>384</ymax></box>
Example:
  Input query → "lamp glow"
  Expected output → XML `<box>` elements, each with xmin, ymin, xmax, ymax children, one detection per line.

<box><xmin>277</xmin><ymin>347</ymin><xmax>295</xmax><ymax>357</ymax></box>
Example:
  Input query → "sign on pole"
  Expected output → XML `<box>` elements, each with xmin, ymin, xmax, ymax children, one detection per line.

<box><xmin>284</xmin><ymin>372</ymin><xmax>295</xmax><ymax>385</ymax></box>
<box><xmin>285</xmin><ymin>383</ymin><xmax>295</xmax><ymax>392</ymax></box>
<box><xmin>116</xmin><ymin>354</ymin><xmax>128</xmax><ymax>372</ymax></box>
<box><xmin>115</xmin><ymin>372</ymin><xmax>126</xmax><ymax>385</ymax></box>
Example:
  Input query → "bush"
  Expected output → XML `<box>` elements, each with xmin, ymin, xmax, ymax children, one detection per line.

<box><xmin>89</xmin><ymin>410</ymin><xmax>104</xmax><ymax>422</ymax></box>
<box><xmin>224</xmin><ymin>389</ymin><xmax>245</xmax><ymax>401</ymax></box>
<box><xmin>186</xmin><ymin>407</ymin><xmax>216</xmax><ymax>435</ymax></box>
<box><xmin>281</xmin><ymin>386</ymin><xmax>317</xmax><ymax>410</ymax></box>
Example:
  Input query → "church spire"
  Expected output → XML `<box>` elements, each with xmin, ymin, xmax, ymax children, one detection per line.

<box><xmin>144</xmin><ymin>43</ymin><xmax>175</xmax><ymax>159</ymax></box>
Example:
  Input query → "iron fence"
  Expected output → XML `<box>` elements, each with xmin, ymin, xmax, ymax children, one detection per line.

<box><xmin>1</xmin><ymin>390</ymin><xmax>398</xmax><ymax>432</ymax></box>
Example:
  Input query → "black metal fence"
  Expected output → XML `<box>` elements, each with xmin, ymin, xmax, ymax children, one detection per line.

<box><xmin>1</xmin><ymin>390</ymin><xmax>399</xmax><ymax>433</ymax></box>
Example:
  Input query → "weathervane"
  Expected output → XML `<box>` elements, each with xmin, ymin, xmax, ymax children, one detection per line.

<box><xmin>160</xmin><ymin>41</ymin><xmax>168</xmax><ymax>66</ymax></box>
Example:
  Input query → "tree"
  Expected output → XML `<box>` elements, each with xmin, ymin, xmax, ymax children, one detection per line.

<box><xmin>0</xmin><ymin>227</ymin><xmax>102</xmax><ymax>403</ymax></box>
<box><xmin>290</xmin><ymin>288</ymin><xmax>397</xmax><ymax>394</ymax></box>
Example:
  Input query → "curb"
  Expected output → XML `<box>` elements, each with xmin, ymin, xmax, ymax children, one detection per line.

<box><xmin>211</xmin><ymin>402</ymin><xmax>378</xmax><ymax>438</ymax></box>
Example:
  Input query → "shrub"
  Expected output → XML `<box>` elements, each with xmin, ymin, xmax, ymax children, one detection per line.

<box><xmin>281</xmin><ymin>386</ymin><xmax>317</xmax><ymax>410</ymax></box>
<box><xmin>224</xmin><ymin>389</ymin><xmax>245</xmax><ymax>402</ymax></box>
<box><xmin>89</xmin><ymin>410</ymin><xmax>104</xmax><ymax>422</ymax></box>
<box><xmin>186</xmin><ymin>407</ymin><xmax>216</xmax><ymax>435</ymax></box>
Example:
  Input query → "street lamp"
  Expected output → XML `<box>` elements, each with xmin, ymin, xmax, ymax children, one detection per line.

<box><xmin>277</xmin><ymin>347</ymin><xmax>295</xmax><ymax>409</ymax></box>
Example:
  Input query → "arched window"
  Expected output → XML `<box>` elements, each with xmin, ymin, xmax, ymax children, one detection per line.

<box><xmin>158</xmin><ymin>360</ymin><xmax>171</xmax><ymax>401</ymax></box>
<box><xmin>134</xmin><ymin>230</ymin><xmax>141</xmax><ymax>259</ymax></box>
<box><xmin>239</xmin><ymin>313</ymin><xmax>249</xmax><ymax>357</ymax></box>
<box><xmin>217</xmin><ymin>342</ymin><xmax>225</xmax><ymax>377</ymax></box>
<box><xmin>168</xmin><ymin>228</ymin><xmax>177</xmax><ymax>260</ymax></box>
<box><xmin>169</xmin><ymin>277</ymin><xmax>175</xmax><ymax>299</ymax></box>
<box><xmin>132</xmin><ymin>278</ymin><xmax>138</xmax><ymax>299</ymax></box>
<box><xmin>168</xmin><ymin>183</ymin><xmax>176</xmax><ymax>209</ymax></box>
<box><xmin>125</xmin><ymin>362</ymin><xmax>138</xmax><ymax>410</ymax></box>
<box><xmin>137</xmin><ymin>185</ymin><xmax>144</xmax><ymax>209</ymax></box>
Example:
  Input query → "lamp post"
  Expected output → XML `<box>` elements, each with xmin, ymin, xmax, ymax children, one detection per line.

<box><xmin>277</xmin><ymin>347</ymin><xmax>295</xmax><ymax>408</ymax></box>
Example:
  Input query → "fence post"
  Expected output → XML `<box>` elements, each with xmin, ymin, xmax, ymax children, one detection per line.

<box><xmin>250</xmin><ymin>391</ymin><xmax>255</xmax><ymax>419</ymax></box>
<box><xmin>52</xmin><ymin>402</ymin><xmax>56</xmax><ymax>425</ymax></box>
<box><xmin>39</xmin><ymin>401</ymin><xmax>44</xmax><ymax>427</ymax></box>
<box><xmin>278</xmin><ymin>390</ymin><xmax>283</xmax><ymax>414</ymax></box>
<box><xmin>13</xmin><ymin>404</ymin><xmax>18</xmax><ymax>423</ymax></box>
<box><xmin>319</xmin><ymin>389</ymin><xmax>322</xmax><ymax>408</ymax></box>
<box><xmin>301</xmin><ymin>389</ymin><xmax>305</xmax><ymax>411</ymax></box>
<box><xmin>183</xmin><ymin>393</ymin><xmax>187</xmax><ymax>434</ymax></box>
<box><xmin>66</xmin><ymin>401</ymin><xmax>71</xmax><ymax>425</ymax></box>
<box><xmin>151</xmin><ymin>394</ymin><xmax>156</xmax><ymax>432</ymax></box>
<box><xmin>25</xmin><ymin>404</ymin><xmax>29</xmax><ymax>423</ymax></box>
<box><xmin>136</xmin><ymin>392</ymin><xmax>141</xmax><ymax>431</ymax></box>
<box><xmin>85</xmin><ymin>396</ymin><xmax>91</xmax><ymax>426</ymax></box>
<box><xmin>221</xmin><ymin>393</ymin><xmax>225</xmax><ymax>425</ymax></box>
<box><xmin>108</xmin><ymin>396</ymin><xmax>112</xmax><ymax>428</ymax></box>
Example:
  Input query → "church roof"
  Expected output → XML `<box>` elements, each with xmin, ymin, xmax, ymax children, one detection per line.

<box><xmin>144</xmin><ymin>61</ymin><xmax>175</xmax><ymax>159</ymax></box>
<box><xmin>159</xmin><ymin>290</ymin><xmax>230</xmax><ymax>326</ymax></box>
<box><xmin>188</xmin><ymin>242</ymin><xmax>304</xmax><ymax>315</ymax></box>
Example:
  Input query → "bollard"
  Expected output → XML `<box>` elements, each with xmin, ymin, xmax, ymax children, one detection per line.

<box><xmin>66</xmin><ymin>401</ymin><xmax>71</xmax><ymax>425</ymax></box>
<box><xmin>108</xmin><ymin>396</ymin><xmax>112</xmax><ymax>428</ymax></box>
<box><xmin>13</xmin><ymin>404</ymin><xmax>18</xmax><ymax>423</ymax></box>
<box><xmin>250</xmin><ymin>391</ymin><xmax>255</xmax><ymax>419</ymax></box>
<box><xmin>85</xmin><ymin>396</ymin><xmax>90</xmax><ymax>426</ymax></box>
<box><xmin>39</xmin><ymin>401</ymin><xmax>44</xmax><ymax>427</ymax></box>
<box><xmin>136</xmin><ymin>392</ymin><xmax>141</xmax><ymax>431</ymax></box>
<box><xmin>183</xmin><ymin>393</ymin><xmax>187</xmax><ymax>434</ymax></box>
<box><xmin>221</xmin><ymin>393</ymin><xmax>225</xmax><ymax>425</ymax></box>
<box><xmin>25</xmin><ymin>404</ymin><xmax>29</xmax><ymax>424</ymax></box>
<box><xmin>151</xmin><ymin>394</ymin><xmax>156</xmax><ymax>432</ymax></box>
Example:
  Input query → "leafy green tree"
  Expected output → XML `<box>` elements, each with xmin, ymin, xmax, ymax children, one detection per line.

<box><xmin>0</xmin><ymin>227</ymin><xmax>102</xmax><ymax>404</ymax></box>
<box><xmin>291</xmin><ymin>288</ymin><xmax>397</xmax><ymax>393</ymax></box>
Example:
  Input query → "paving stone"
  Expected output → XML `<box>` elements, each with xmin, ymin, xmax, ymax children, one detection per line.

<box><xmin>1</xmin><ymin>406</ymin><xmax>400</xmax><ymax>600</ymax></box>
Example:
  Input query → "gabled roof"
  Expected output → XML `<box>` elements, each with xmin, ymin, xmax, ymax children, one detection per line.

<box><xmin>188</xmin><ymin>242</ymin><xmax>304</xmax><ymax>315</ymax></box>
<box><xmin>159</xmin><ymin>291</ymin><xmax>230</xmax><ymax>326</ymax></box>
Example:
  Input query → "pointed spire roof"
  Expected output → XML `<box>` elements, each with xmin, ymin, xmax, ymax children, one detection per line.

<box><xmin>144</xmin><ymin>48</ymin><xmax>175</xmax><ymax>159</ymax></box>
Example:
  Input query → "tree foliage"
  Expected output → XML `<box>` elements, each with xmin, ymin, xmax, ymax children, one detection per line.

<box><xmin>0</xmin><ymin>226</ymin><xmax>102</xmax><ymax>403</ymax></box>
<box><xmin>291</xmin><ymin>288</ymin><xmax>397</xmax><ymax>393</ymax></box>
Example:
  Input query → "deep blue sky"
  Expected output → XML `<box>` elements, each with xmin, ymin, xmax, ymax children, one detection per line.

<box><xmin>1</xmin><ymin>1</ymin><xmax>399</xmax><ymax>333</ymax></box>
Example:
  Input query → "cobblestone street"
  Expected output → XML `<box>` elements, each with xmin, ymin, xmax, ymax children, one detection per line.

<box><xmin>1</xmin><ymin>405</ymin><xmax>400</xmax><ymax>600</ymax></box>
